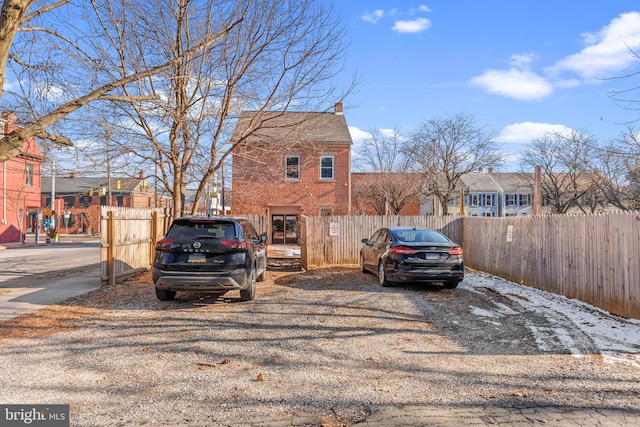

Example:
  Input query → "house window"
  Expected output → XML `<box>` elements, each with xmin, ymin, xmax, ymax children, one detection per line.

<box><xmin>286</xmin><ymin>155</ymin><xmax>300</xmax><ymax>180</ymax></box>
<box><xmin>471</xmin><ymin>194</ymin><xmax>479</xmax><ymax>206</ymax></box>
<box><xmin>506</xmin><ymin>194</ymin><xmax>516</xmax><ymax>206</ymax></box>
<box><xmin>63</xmin><ymin>196</ymin><xmax>75</xmax><ymax>208</ymax></box>
<box><xmin>117</xmin><ymin>195</ymin><xmax>124</xmax><ymax>206</ymax></box>
<box><xmin>486</xmin><ymin>194</ymin><xmax>494</xmax><ymax>206</ymax></box>
<box><xmin>520</xmin><ymin>194</ymin><xmax>531</xmax><ymax>206</ymax></box>
<box><xmin>81</xmin><ymin>196</ymin><xmax>91</xmax><ymax>208</ymax></box>
<box><xmin>25</xmin><ymin>164</ymin><xmax>33</xmax><ymax>187</ymax></box>
<box><xmin>320</xmin><ymin>156</ymin><xmax>334</xmax><ymax>179</ymax></box>
<box><xmin>320</xmin><ymin>208</ymin><xmax>333</xmax><ymax>216</ymax></box>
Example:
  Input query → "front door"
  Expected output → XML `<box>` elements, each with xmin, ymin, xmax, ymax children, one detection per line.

<box><xmin>271</xmin><ymin>214</ymin><xmax>298</xmax><ymax>245</ymax></box>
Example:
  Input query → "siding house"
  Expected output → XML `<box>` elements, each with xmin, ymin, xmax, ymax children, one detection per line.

<box><xmin>231</xmin><ymin>103</ymin><xmax>352</xmax><ymax>244</ymax></box>
<box><xmin>422</xmin><ymin>169</ymin><xmax>535</xmax><ymax>217</ymax></box>
<box><xmin>0</xmin><ymin>112</ymin><xmax>45</xmax><ymax>243</ymax></box>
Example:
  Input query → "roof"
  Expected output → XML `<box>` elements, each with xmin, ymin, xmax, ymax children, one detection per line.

<box><xmin>458</xmin><ymin>172</ymin><xmax>500</xmax><ymax>193</ymax></box>
<box><xmin>231</xmin><ymin>110</ymin><xmax>352</xmax><ymax>146</ymax></box>
<box><xmin>490</xmin><ymin>173</ymin><xmax>533</xmax><ymax>193</ymax></box>
<box><xmin>41</xmin><ymin>176</ymin><xmax>145</xmax><ymax>194</ymax></box>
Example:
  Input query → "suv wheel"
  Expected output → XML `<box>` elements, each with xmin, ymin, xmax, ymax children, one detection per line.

<box><xmin>156</xmin><ymin>287</ymin><xmax>176</xmax><ymax>301</ymax></box>
<box><xmin>240</xmin><ymin>268</ymin><xmax>256</xmax><ymax>301</ymax></box>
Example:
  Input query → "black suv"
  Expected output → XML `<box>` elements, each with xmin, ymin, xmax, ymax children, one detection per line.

<box><xmin>152</xmin><ymin>216</ymin><xmax>267</xmax><ymax>301</ymax></box>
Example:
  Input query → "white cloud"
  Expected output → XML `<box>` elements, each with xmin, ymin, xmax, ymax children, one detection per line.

<box><xmin>392</xmin><ymin>17</ymin><xmax>431</xmax><ymax>34</ymax></box>
<box><xmin>409</xmin><ymin>5</ymin><xmax>432</xmax><ymax>15</ymax></box>
<box><xmin>497</xmin><ymin>122</ymin><xmax>574</xmax><ymax>143</ymax></box>
<box><xmin>549</xmin><ymin>12</ymin><xmax>640</xmax><ymax>81</ymax></box>
<box><xmin>362</xmin><ymin>9</ymin><xmax>384</xmax><ymax>24</ymax></box>
<box><xmin>470</xmin><ymin>68</ymin><xmax>553</xmax><ymax>101</ymax></box>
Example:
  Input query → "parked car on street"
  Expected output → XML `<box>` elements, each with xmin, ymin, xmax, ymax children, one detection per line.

<box><xmin>360</xmin><ymin>227</ymin><xmax>464</xmax><ymax>288</ymax></box>
<box><xmin>152</xmin><ymin>216</ymin><xmax>267</xmax><ymax>301</ymax></box>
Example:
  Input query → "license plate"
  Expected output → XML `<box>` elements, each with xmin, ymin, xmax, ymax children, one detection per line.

<box><xmin>188</xmin><ymin>253</ymin><xmax>206</xmax><ymax>263</ymax></box>
<box><xmin>424</xmin><ymin>253</ymin><xmax>440</xmax><ymax>260</ymax></box>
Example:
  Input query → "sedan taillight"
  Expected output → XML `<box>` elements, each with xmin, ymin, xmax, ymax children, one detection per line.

<box><xmin>391</xmin><ymin>246</ymin><xmax>417</xmax><ymax>255</ymax></box>
<box><xmin>449</xmin><ymin>247</ymin><xmax>463</xmax><ymax>256</ymax></box>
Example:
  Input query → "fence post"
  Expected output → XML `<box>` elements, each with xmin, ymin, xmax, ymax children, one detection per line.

<box><xmin>151</xmin><ymin>211</ymin><xmax>158</xmax><ymax>267</ymax></box>
<box><xmin>107</xmin><ymin>210</ymin><xmax>115</xmax><ymax>287</ymax></box>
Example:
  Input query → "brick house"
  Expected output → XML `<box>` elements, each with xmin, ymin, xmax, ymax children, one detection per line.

<box><xmin>41</xmin><ymin>171</ymin><xmax>168</xmax><ymax>234</ymax></box>
<box><xmin>231</xmin><ymin>103</ymin><xmax>352</xmax><ymax>244</ymax></box>
<box><xmin>351</xmin><ymin>172</ymin><xmax>421</xmax><ymax>215</ymax></box>
<box><xmin>0</xmin><ymin>112</ymin><xmax>45</xmax><ymax>243</ymax></box>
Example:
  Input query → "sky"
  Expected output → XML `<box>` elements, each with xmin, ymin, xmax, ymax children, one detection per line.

<box><xmin>335</xmin><ymin>1</ymin><xmax>640</xmax><ymax>171</ymax></box>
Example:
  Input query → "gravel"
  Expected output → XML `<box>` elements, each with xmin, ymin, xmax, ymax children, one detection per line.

<box><xmin>1</xmin><ymin>266</ymin><xmax>639</xmax><ymax>426</ymax></box>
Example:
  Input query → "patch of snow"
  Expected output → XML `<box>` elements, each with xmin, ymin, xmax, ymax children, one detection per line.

<box><xmin>462</xmin><ymin>271</ymin><xmax>640</xmax><ymax>367</ymax></box>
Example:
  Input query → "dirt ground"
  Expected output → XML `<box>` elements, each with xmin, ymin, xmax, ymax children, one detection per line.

<box><xmin>1</xmin><ymin>266</ymin><xmax>639</xmax><ymax>426</ymax></box>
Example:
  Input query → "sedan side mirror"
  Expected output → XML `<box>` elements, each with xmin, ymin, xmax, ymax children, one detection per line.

<box><xmin>361</xmin><ymin>238</ymin><xmax>369</xmax><ymax>245</ymax></box>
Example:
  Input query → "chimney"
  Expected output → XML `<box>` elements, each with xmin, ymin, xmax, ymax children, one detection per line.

<box><xmin>334</xmin><ymin>102</ymin><xmax>343</xmax><ymax>115</ymax></box>
<box><xmin>479</xmin><ymin>167</ymin><xmax>483</xmax><ymax>173</ymax></box>
<box><xmin>488</xmin><ymin>168</ymin><xmax>494</xmax><ymax>174</ymax></box>
<box><xmin>2</xmin><ymin>111</ymin><xmax>17</xmax><ymax>134</ymax></box>
<box><xmin>138</xmin><ymin>171</ymin><xmax>145</xmax><ymax>179</ymax></box>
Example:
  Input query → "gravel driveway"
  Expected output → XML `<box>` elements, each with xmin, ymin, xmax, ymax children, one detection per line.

<box><xmin>1</xmin><ymin>266</ymin><xmax>639</xmax><ymax>426</ymax></box>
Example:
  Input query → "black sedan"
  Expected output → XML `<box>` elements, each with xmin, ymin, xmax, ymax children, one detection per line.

<box><xmin>360</xmin><ymin>227</ymin><xmax>464</xmax><ymax>288</ymax></box>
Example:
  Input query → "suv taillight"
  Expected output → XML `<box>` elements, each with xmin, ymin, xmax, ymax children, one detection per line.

<box><xmin>221</xmin><ymin>239</ymin><xmax>250</xmax><ymax>249</ymax></box>
<box><xmin>391</xmin><ymin>246</ymin><xmax>417</xmax><ymax>255</ymax></box>
<box><xmin>156</xmin><ymin>238</ymin><xmax>176</xmax><ymax>250</ymax></box>
<box><xmin>449</xmin><ymin>247</ymin><xmax>463</xmax><ymax>256</ymax></box>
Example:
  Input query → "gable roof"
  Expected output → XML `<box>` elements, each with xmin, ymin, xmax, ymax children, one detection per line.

<box><xmin>491</xmin><ymin>173</ymin><xmax>533</xmax><ymax>193</ymax></box>
<box><xmin>231</xmin><ymin>110</ymin><xmax>352</xmax><ymax>147</ymax></box>
<box><xmin>458</xmin><ymin>172</ymin><xmax>500</xmax><ymax>192</ymax></box>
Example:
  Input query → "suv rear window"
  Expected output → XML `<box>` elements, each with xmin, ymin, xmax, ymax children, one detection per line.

<box><xmin>167</xmin><ymin>221</ymin><xmax>236</xmax><ymax>240</ymax></box>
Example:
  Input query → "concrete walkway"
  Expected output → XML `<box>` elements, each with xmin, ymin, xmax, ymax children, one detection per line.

<box><xmin>0</xmin><ymin>265</ymin><xmax>101</xmax><ymax>321</ymax></box>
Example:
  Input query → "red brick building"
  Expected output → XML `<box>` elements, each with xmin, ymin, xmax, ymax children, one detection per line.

<box><xmin>0</xmin><ymin>112</ymin><xmax>45</xmax><ymax>243</ymax></box>
<box><xmin>232</xmin><ymin>103</ymin><xmax>352</xmax><ymax>244</ymax></box>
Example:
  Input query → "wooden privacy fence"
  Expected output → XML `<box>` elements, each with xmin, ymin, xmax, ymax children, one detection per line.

<box><xmin>100</xmin><ymin>207</ymin><xmax>170</xmax><ymax>286</ymax></box>
<box><xmin>299</xmin><ymin>215</ymin><xmax>463</xmax><ymax>267</ymax></box>
<box><xmin>463</xmin><ymin>212</ymin><xmax>640</xmax><ymax>319</ymax></box>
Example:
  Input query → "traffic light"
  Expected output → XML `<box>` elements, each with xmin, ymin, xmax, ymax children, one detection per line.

<box><xmin>89</xmin><ymin>188</ymin><xmax>94</xmax><ymax>197</ymax></box>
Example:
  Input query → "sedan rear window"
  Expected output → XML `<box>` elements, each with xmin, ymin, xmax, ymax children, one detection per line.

<box><xmin>392</xmin><ymin>230</ymin><xmax>450</xmax><ymax>244</ymax></box>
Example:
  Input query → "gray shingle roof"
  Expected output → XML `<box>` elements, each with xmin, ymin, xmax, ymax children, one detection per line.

<box><xmin>41</xmin><ymin>176</ymin><xmax>144</xmax><ymax>194</ymax></box>
<box><xmin>231</xmin><ymin>111</ymin><xmax>352</xmax><ymax>146</ymax></box>
<box><xmin>459</xmin><ymin>172</ymin><xmax>500</xmax><ymax>192</ymax></box>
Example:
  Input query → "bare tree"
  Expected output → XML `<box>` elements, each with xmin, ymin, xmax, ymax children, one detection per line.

<box><xmin>520</xmin><ymin>130</ymin><xmax>599</xmax><ymax>213</ymax></box>
<box><xmin>353</xmin><ymin>128</ymin><xmax>420</xmax><ymax>214</ymax></box>
<box><xmin>404</xmin><ymin>113</ymin><xmax>504</xmax><ymax>215</ymax></box>
<box><xmin>80</xmin><ymin>0</ymin><xmax>349</xmax><ymax>218</ymax></box>
<box><xmin>0</xmin><ymin>0</ymin><xmax>245</xmax><ymax>161</ymax></box>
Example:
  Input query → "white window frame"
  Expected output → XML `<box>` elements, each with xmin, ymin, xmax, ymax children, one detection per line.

<box><xmin>506</xmin><ymin>194</ymin><xmax>516</xmax><ymax>206</ymax></box>
<box><xmin>320</xmin><ymin>155</ymin><xmax>334</xmax><ymax>180</ymax></box>
<box><xmin>471</xmin><ymin>194</ymin><xmax>479</xmax><ymax>206</ymax></box>
<box><xmin>520</xmin><ymin>194</ymin><xmax>531</xmax><ymax>206</ymax></box>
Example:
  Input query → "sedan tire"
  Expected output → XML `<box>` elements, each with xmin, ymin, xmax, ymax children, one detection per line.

<box><xmin>444</xmin><ymin>281</ymin><xmax>459</xmax><ymax>289</ymax></box>
<box><xmin>378</xmin><ymin>261</ymin><xmax>392</xmax><ymax>287</ymax></box>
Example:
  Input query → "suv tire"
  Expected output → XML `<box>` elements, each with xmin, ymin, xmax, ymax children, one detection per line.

<box><xmin>156</xmin><ymin>287</ymin><xmax>176</xmax><ymax>301</ymax></box>
<box><xmin>240</xmin><ymin>268</ymin><xmax>256</xmax><ymax>301</ymax></box>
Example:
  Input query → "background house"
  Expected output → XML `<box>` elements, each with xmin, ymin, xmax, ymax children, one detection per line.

<box><xmin>0</xmin><ymin>112</ymin><xmax>45</xmax><ymax>243</ymax></box>
<box><xmin>231</xmin><ymin>103</ymin><xmax>352</xmax><ymax>244</ymax></box>
<box><xmin>422</xmin><ymin>169</ymin><xmax>535</xmax><ymax>217</ymax></box>
<box><xmin>41</xmin><ymin>171</ymin><xmax>168</xmax><ymax>234</ymax></box>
